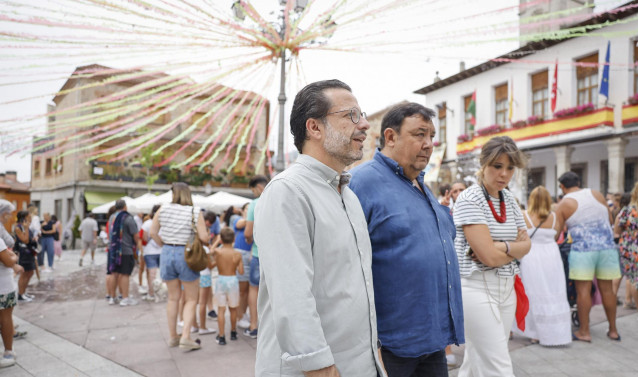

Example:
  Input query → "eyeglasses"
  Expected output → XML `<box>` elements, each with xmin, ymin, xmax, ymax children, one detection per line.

<box><xmin>326</xmin><ymin>108</ymin><xmax>367</xmax><ymax>124</ymax></box>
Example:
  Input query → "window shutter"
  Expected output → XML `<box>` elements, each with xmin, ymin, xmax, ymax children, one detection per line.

<box><xmin>438</xmin><ymin>103</ymin><xmax>446</xmax><ymax>119</ymax></box>
<box><xmin>531</xmin><ymin>70</ymin><xmax>549</xmax><ymax>91</ymax></box>
<box><xmin>465</xmin><ymin>95</ymin><xmax>472</xmax><ymax>110</ymax></box>
<box><xmin>576</xmin><ymin>53</ymin><xmax>598</xmax><ymax>79</ymax></box>
<box><xmin>494</xmin><ymin>84</ymin><xmax>508</xmax><ymax>102</ymax></box>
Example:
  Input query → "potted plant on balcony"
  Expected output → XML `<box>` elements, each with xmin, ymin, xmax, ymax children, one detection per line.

<box><xmin>512</xmin><ymin>120</ymin><xmax>527</xmax><ymax>129</ymax></box>
<box><xmin>527</xmin><ymin>115</ymin><xmax>543</xmax><ymax>125</ymax></box>
<box><xmin>457</xmin><ymin>134</ymin><xmax>470</xmax><ymax>143</ymax></box>
<box><xmin>433</xmin><ymin>141</ymin><xmax>441</xmax><ymax>147</ymax></box>
<box><xmin>554</xmin><ymin>103</ymin><xmax>595</xmax><ymax>119</ymax></box>
<box><xmin>476</xmin><ymin>124</ymin><xmax>503</xmax><ymax>137</ymax></box>
<box><xmin>628</xmin><ymin>93</ymin><xmax>638</xmax><ymax>105</ymax></box>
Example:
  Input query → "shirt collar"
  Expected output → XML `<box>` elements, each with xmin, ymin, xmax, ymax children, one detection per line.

<box><xmin>295</xmin><ymin>154</ymin><xmax>351</xmax><ymax>190</ymax></box>
<box><xmin>373</xmin><ymin>149</ymin><xmax>425</xmax><ymax>184</ymax></box>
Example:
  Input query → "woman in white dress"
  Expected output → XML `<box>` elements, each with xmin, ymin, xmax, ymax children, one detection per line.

<box><xmin>516</xmin><ymin>186</ymin><xmax>572</xmax><ymax>346</ymax></box>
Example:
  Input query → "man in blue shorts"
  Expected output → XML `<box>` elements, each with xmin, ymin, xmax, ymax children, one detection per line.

<box><xmin>557</xmin><ymin>171</ymin><xmax>622</xmax><ymax>342</ymax></box>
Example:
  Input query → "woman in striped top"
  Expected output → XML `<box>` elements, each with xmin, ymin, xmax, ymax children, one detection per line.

<box><xmin>151</xmin><ymin>182</ymin><xmax>210</xmax><ymax>351</ymax></box>
<box><xmin>453</xmin><ymin>136</ymin><xmax>531</xmax><ymax>376</ymax></box>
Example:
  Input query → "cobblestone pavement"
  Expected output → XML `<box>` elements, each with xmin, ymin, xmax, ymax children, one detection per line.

<box><xmin>3</xmin><ymin>248</ymin><xmax>637</xmax><ymax>376</ymax></box>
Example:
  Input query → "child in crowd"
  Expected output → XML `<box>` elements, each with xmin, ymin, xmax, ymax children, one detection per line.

<box><xmin>214</xmin><ymin>227</ymin><xmax>244</xmax><ymax>345</ymax></box>
<box><xmin>197</xmin><ymin>245</ymin><xmax>217</xmax><ymax>335</ymax></box>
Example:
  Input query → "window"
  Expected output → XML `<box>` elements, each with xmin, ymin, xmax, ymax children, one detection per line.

<box><xmin>54</xmin><ymin>199</ymin><xmax>62</xmax><ymax>220</ymax></box>
<box><xmin>55</xmin><ymin>156</ymin><xmax>63</xmax><ymax>174</ymax></box>
<box><xmin>527</xmin><ymin>167</ymin><xmax>546</xmax><ymax>195</ymax></box>
<box><xmin>576</xmin><ymin>53</ymin><xmax>598</xmax><ymax>106</ymax></box>
<box><xmin>600</xmin><ymin>160</ymin><xmax>608</xmax><ymax>196</ymax></box>
<box><xmin>45</xmin><ymin>158</ymin><xmax>52</xmax><ymax>175</ymax></box>
<box><xmin>437</xmin><ymin>103</ymin><xmax>447</xmax><ymax>145</ymax></box>
<box><xmin>494</xmin><ymin>84</ymin><xmax>508</xmax><ymax>126</ymax></box>
<box><xmin>571</xmin><ymin>163</ymin><xmax>587</xmax><ymax>188</ymax></box>
<box><xmin>464</xmin><ymin>94</ymin><xmax>474</xmax><ymax>138</ymax></box>
<box><xmin>150</xmin><ymin>106</ymin><xmax>170</xmax><ymax>124</ymax></box>
<box><xmin>67</xmin><ymin>198</ymin><xmax>73</xmax><ymax>222</ymax></box>
<box><xmin>33</xmin><ymin>159</ymin><xmax>40</xmax><ymax>178</ymax></box>
<box><xmin>626</xmin><ymin>158</ymin><xmax>638</xmax><ymax>193</ymax></box>
<box><xmin>531</xmin><ymin>70</ymin><xmax>549</xmax><ymax>118</ymax></box>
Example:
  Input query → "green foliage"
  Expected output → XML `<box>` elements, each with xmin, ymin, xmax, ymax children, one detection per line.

<box><xmin>72</xmin><ymin>215</ymin><xmax>81</xmax><ymax>239</ymax></box>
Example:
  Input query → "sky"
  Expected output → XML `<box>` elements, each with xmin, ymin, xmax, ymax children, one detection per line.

<box><xmin>0</xmin><ymin>0</ymin><xmax>627</xmax><ymax>182</ymax></box>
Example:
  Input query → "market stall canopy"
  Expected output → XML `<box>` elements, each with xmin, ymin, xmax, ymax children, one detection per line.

<box><xmin>199</xmin><ymin>191</ymin><xmax>251</xmax><ymax>213</ymax></box>
<box><xmin>90</xmin><ymin>196</ymin><xmax>137</xmax><ymax>214</ymax></box>
<box><xmin>131</xmin><ymin>191</ymin><xmax>172</xmax><ymax>214</ymax></box>
<box><xmin>84</xmin><ymin>191</ymin><xmax>126</xmax><ymax>211</ymax></box>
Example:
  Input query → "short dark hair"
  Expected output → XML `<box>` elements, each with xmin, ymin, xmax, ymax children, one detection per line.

<box><xmin>220</xmin><ymin>227</ymin><xmax>235</xmax><ymax>244</ymax></box>
<box><xmin>249</xmin><ymin>175</ymin><xmax>269</xmax><ymax>188</ymax></box>
<box><xmin>558</xmin><ymin>171</ymin><xmax>580</xmax><ymax>189</ymax></box>
<box><xmin>379</xmin><ymin>103</ymin><xmax>436</xmax><ymax>149</ymax></box>
<box><xmin>204</xmin><ymin>211</ymin><xmax>217</xmax><ymax>224</ymax></box>
<box><xmin>290</xmin><ymin>79</ymin><xmax>352</xmax><ymax>153</ymax></box>
<box><xmin>87</xmin><ymin>212</ymin><xmax>95</xmax><ymax>219</ymax></box>
<box><xmin>115</xmin><ymin>199</ymin><xmax>126</xmax><ymax>210</ymax></box>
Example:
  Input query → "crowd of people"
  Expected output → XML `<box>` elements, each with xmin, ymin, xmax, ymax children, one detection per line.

<box><xmin>1</xmin><ymin>79</ymin><xmax>637</xmax><ymax>375</ymax></box>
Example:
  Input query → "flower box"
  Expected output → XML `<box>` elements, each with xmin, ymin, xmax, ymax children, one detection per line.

<box><xmin>457</xmin><ymin>134</ymin><xmax>470</xmax><ymax>143</ymax></box>
<box><xmin>527</xmin><ymin>115</ymin><xmax>543</xmax><ymax>125</ymax></box>
<box><xmin>628</xmin><ymin>93</ymin><xmax>638</xmax><ymax>106</ymax></box>
<box><xmin>433</xmin><ymin>141</ymin><xmax>441</xmax><ymax>147</ymax></box>
<box><xmin>512</xmin><ymin>120</ymin><xmax>527</xmax><ymax>129</ymax></box>
<box><xmin>554</xmin><ymin>103</ymin><xmax>595</xmax><ymax>119</ymax></box>
<box><xmin>476</xmin><ymin>124</ymin><xmax>503</xmax><ymax>137</ymax></box>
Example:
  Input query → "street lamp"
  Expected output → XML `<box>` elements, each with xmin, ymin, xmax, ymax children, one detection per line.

<box><xmin>231</xmin><ymin>0</ymin><xmax>334</xmax><ymax>174</ymax></box>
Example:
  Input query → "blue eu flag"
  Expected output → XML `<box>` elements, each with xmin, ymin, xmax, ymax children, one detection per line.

<box><xmin>599</xmin><ymin>41</ymin><xmax>610</xmax><ymax>101</ymax></box>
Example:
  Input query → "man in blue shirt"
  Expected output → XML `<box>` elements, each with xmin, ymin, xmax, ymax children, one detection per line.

<box><xmin>350</xmin><ymin>102</ymin><xmax>464</xmax><ymax>376</ymax></box>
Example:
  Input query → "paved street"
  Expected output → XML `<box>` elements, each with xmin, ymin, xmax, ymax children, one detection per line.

<box><xmin>3</xmin><ymin>247</ymin><xmax>637</xmax><ymax>376</ymax></box>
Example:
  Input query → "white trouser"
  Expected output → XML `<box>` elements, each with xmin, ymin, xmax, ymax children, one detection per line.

<box><xmin>458</xmin><ymin>270</ymin><xmax>517</xmax><ymax>377</ymax></box>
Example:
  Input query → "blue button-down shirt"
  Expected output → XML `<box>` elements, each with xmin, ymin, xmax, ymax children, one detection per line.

<box><xmin>350</xmin><ymin>150</ymin><xmax>464</xmax><ymax>358</ymax></box>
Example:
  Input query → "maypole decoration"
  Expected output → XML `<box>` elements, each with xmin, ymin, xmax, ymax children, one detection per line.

<box><xmin>1</xmin><ymin>0</ymin><xmax>634</xmax><ymax>181</ymax></box>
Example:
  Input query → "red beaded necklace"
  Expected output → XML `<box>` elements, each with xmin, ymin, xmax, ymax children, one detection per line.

<box><xmin>482</xmin><ymin>185</ymin><xmax>506</xmax><ymax>223</ymax></box>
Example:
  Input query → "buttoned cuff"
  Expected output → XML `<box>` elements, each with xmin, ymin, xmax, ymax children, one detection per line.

<box><xmin>281</xmin><ymin>346</ymin><xmax>334</xmax><ymax>372</ymax></box>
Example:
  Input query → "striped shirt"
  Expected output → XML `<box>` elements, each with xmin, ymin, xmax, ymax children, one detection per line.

<box><xmin>453</xmin><ymin>184</ymin><xmax>525</xmax><ymax>277</ymax></box>
<box><xmin>158</xmin><ymin>203</ymin><xmax>201</xmax><ymax>245</ymax></box>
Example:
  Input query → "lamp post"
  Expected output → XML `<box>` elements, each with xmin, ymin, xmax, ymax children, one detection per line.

<box><xmin>231</xmin><ymin>0</ymin><xmax>332</xmax><ymax>174</ymax></box>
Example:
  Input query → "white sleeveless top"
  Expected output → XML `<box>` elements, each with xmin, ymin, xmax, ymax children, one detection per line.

<box><xmin>563</xmin><ymin>189</ymin><xmax>615</xmax><ymax>252</ymax></box>
<box><xmin>524</xmin><ymin>211</ymin><xmax>557</xmax><ymax>244</ymax></box>
<box><xmin>158</xmin><ymin>203</ymin><xmax>201</xmax><ymax>245</ymax></box>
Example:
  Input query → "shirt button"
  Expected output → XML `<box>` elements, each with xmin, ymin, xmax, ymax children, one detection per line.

<box><xmin>448</xmin><ymin>261</ymin><xmax>450</xmax><ymax>265</ymax></box>
<box><xmin>449</xmin><ymin>285</ymin><xmax>452</xmax><ymax>289</ymax></box>
<box><xmin>443</xmin><ymin>240</ymin><xmax>446</xmax><ymax>243</ymax></box>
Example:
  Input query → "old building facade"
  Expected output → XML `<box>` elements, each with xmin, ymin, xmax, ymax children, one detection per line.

<box><xmin>30</xmin><ymin>65</ymin><xmax>270</xmax><ymax>224</ymax></box>
<box><xmin>415</xmin><ymin>4</ymin><xmax>638</xmax><ymax>201</ymax></box>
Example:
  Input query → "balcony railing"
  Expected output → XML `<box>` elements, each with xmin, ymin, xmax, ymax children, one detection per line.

<box><xmin>457</xmin><ymin>106</ymin><xmax>614</xmax><ymax>155</ymax></box>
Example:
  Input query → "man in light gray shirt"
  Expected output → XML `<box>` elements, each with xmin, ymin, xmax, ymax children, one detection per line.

<box><xmin>254</xmin><ymin>80</ymin><xmax>385</xmax><ymax>377</ymax></box>
<box><xmin>79</xmin><ymin>213</ymin><xmax>98</xmax><ymax>266</ymax></box>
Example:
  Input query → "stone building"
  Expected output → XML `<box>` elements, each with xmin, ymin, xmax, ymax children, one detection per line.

<box><xmin>30</xmin><ymin>64</ymin><xmax>270</xmax><ymax>224</ymax></box>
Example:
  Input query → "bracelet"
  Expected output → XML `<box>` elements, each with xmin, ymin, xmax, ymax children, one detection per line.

<box><xmin>504</xmin><ymin>241</ymin><xmax>511</xmax><ymax>255</ymax></box>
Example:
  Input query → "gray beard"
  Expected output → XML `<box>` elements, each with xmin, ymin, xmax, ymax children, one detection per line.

<box><xmin>323</xmin><ymin>123</ymin><xmax>362</xmax><ymax>167</ymax></box>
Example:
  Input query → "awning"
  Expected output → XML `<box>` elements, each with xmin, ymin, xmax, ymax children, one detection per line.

<box><xmin>84</xmin><ymin>191</ymin><xmax>126</xmax><ymax>210</ymax></box>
